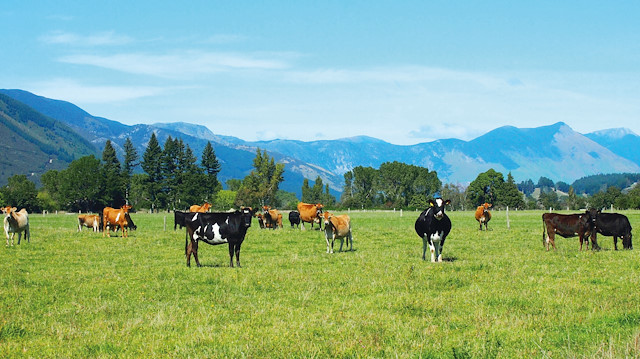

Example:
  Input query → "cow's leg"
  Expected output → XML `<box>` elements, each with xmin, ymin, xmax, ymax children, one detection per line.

<box><xmin>192</xmin><ymin>240</ymin><xmax>201</xmax><ymax>267</ymax></box>
<box><xmin>613</xmin><ymin>236</ymin><xmax>618</xmax><ymax>251</ymax></box>
<box><xmin>422</xmin><ymin>236</ymin><xmax>428</xmax><ymax>260</ymax></box>
<box><xmin>234</xmin><ymin>242</ymin><xmax>242</xmax><ymax>267</ymax></box>
<box><xmin>324</xmin><ymin>234</ymin><xmax>332</xmax><ymax>253</ymax></box>
<box><xmin>348</xmin><ymin>232</ymin><xmax>353</xmax><ymax>251</ymax></box>
<box><xmin>186</xmin><ymin>240</ymin><xmax>193</xmax><ymax>267</ymax></box>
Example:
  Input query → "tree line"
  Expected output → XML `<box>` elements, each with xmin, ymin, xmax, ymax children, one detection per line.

<box><xmin>3</xmin><ymin>134</ymin><xmax>640</xmax><ymax>213</ymax></box>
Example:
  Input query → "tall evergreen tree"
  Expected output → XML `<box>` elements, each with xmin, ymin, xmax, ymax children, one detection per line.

<box><xmin>201</xmin><ymin>141</ymin><xmax>221</xmax><ymax>200</ymax></box>
<box><xmin>301</xmin><ymin>178</ymin><xmax>311</xmax><ymax>202</ymax></box>
<box><xmin>499</xmin><ymin>172</ymin><xmax>525</xmax><ymax>209</ymax></box>
<box><xmin>102</xmin><ymin>140</ymin><xmax>125</xmax><ymax>206</ymax></box>
<box><xmin>122</xmin><ymin>137</ymin><xmax>138</xmax><ymax>202</ymax></box>
<box><xmin>141</xmin><ymin>132</ymin><xmax>163</xmax><ymax>212</ymax></box>
<box><xmin>235</xmin><ymin>149</ymin><xmax>285</xmax><ymax>208</ymax></box>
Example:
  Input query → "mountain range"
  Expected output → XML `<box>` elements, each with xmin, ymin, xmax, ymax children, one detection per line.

<box><xmin>1</xmin><ymin>89</ymin><xmax>639</xmax><ymax>196</ymax></box>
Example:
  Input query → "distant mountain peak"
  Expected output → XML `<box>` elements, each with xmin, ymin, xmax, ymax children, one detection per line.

<box><xmin>589</xmin><ymin>127</ymin><xmax>638</xmax><ymax>139</ymax></box>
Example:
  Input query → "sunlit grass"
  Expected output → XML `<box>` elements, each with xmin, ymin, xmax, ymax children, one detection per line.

<box><xmin>1</xmin><ymin>209</ymin><xmax>639</xmax><ymax>357</ymax></box>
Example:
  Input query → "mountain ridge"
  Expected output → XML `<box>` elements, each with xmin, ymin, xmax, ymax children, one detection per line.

<box><xmin>2</xmin><ymin>89</ymin><xmax>640</xmax><ymax>194</ymax></box>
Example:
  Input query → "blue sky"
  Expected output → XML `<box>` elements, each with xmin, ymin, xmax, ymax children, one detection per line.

<box><xmin>2</xmin><ymin>1</ymin><xmax>639</xmax><ymax>145</ymax></box>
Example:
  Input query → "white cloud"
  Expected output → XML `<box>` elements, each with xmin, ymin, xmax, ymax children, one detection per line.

<box><xmin>58</xmin><ymin>51</ymin><xmax>292</xmax><ymax>78</ymax></box>
<box><xmin>29</xmin><ymin>79</ymin><xmax>170</xmax><ymax>104</ymax></box>
<box><xmin>40</xmin><ymin>30</ymin><xmax>133</xmax><ymax>46</ymax></box>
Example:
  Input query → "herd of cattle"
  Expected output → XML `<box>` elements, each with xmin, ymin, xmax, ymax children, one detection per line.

<box><xmin>2</xmin><ymin>199</ymin><xmax>634</xmax><ymax>266</ymax></box>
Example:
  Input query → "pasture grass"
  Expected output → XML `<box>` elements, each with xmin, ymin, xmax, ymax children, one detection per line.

<box><xmin>1</xmin><ymin>209</ymin><xmax>640</xmax><ymax>358</ymax></box>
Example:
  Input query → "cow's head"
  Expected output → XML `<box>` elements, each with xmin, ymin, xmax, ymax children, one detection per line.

<box><xmin>240</xmin><ymin>207</ymin><xmax>253</xmax><ymax>228</ymax></box>
<box><xmin>315</xmin><ymin>203</ymin><xmax>324</xmax><ymax>217</ymax></box>
<box><xmin>429</xmin><ymin>198</ymin><xmax>451</xmax><ymax>220</ymax></box>
<box><xmin>322</xmin><ymin>212</ymin><xmax>332</xmax><ymax>227</ymax></box>
<box><xmin>483</xmin><ymin>203</ymin><xmax>492</xmax><ymax>213</ymax></box>
<box><xmin>202</xmin><ymin>202</ymin><xmax>212</xmax><ymax>211</ymax></box>
<box><xmin>585</xmin><ymin>208</ymin><xmax>599</xmax><ymax>227</ymax></box>
<box><xmin>121</xmin><ymin>204</ymin><xmax>132</xmax><ymax>212</ymax></box>
<box><xmin>1</xmin><ymin>206</ymin><xmax>14</xmax><ymax>215</ymax></box>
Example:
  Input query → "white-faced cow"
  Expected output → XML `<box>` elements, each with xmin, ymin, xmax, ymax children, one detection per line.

<box><xmin>322</xmin><ymin>212</ymin><xmax>353</xmax><ymax>253</ymax></box>
<box><xmin>590</xmin><ymin>209</ymin><xmax>633</xmax><ymax>250</ymax></box>
<box><xmin>541</xmin><ymin>211</ymin><xmax>596</xmax><ymax>251</ymax></box>
<box><xmin>297</xmin><ymin>202</ymin><xmax>323</xmax><ymax>230</ymax></box>
<box><xmin>415</xmin><ymin>198</ymin><xmax>451</xmax><ymax>262</ymax></box>
<box><xmin>475</xmin><ymin>203</ymin><xmax>492</xmax><ymax>231</ymax></box>
<box><xmin>2</xmin><ymin>206</ymin><xmax>30</xmax><ymax>246</ymax></box>
<box><xmin>184</xmin><ymin>207</ymin><xmax>254</xmax><ymax>267</ymax></box>
<box><xmin>289</xmin><ymin>210</ymin><xmax>301</xmax><ymax>229</ymax></box>
<box><xmin>78</xmin><ymin>214</ymin><xmax>101</xmax><ymax>232</ymax></box>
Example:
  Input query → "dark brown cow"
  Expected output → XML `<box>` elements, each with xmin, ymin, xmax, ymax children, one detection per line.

<box><xmin>542</xmin><ymin>211</ymin><xmax>596</xmax><ymax>251</ymax></box>
<box><xmin>474</xmin><ymin>203</ymin><xmax>492</xmax><ymax>231</ymax></box>
<box><xmin>262</xmin><ymin>206</ymin><xmax>283</xmax><ymax>229</ymax></box>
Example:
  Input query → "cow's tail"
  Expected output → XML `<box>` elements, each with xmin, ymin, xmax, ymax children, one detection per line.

<box><xmin>185</xmin><ymin>230</ymin><xmax>189</xmax><ymax>257</ymax></box>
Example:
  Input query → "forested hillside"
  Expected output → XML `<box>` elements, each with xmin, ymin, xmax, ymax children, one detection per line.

<box><xmin>0</xmin><ymin>93</ymin><xmax>97</xmax><ymax>186</ymax></box>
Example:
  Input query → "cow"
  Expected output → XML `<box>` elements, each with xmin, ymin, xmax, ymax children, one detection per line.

<box><xmin>2</xmin><ymin>206</ymin><xmax>30</xmax><ymax>246</ymax></box>
<box><xmin>262</xmin><ymin>206</ymin><xmax>283</xmax><ymax>229</ymax></box>
<box><xmin>591</xmin><ymin>210</ymin><xmax>633</xmax><ymax>250</ymax></box>
<box><xmin>541</xmin><ymin>211</ymin><xmax>596</xmax><ymax>251</ymax></box>
<box><xmin>322</xmin><ymin>212</ymin><xmax>353</xmax><ymax>253</ymax></box>
<box><xmin>415</xmin><ymin>198</ymin><xmax>452</xmax><ymax>262</ymax></box>
<box><xmin>78</xmin><ymin>214</ymin><xmax>101</xmax><ymax>232</ymax></box>
<box><xmin>475</xmin><ymin>203</ymin><xmax>492</xmax><ymax>231</ymax></box>
<box><xmin>289</xmin><ymin>210</ymin><xmax>301</xmax><ymax>229</ymax></box>
<box><xmin>189</xmin><ymin>202</ymin><xmax>212</xmax><ymax>213</ymax></box>
<box><xmin>297</xmin><ymin>202</ymin><xmax>324</xmax><ymax>230</ymax></box>
<box><xmin>174</xmin><ymin>211</ymin><xmax>188</xmax><ymax>231</ymax></box>
<box><xmin>102</xmin><ymin>205</ymin><xmax>132</xmax><ymax>237</ymax></box>
<box><xmin>184</xmin><ymin>207</ymin><xmax>254</xmax><ymax>267</ymax></box>
<box><xmin>255</xmin><ymin>213</ymin><xmax>267</xmax><ymax>229</ymax></box>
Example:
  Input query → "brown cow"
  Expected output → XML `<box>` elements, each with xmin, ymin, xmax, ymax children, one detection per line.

<box><xmin>78</xmin><ymin>214</ymin><xmax>101</xmax><ymax>232</ymax></box>
<box><xmin>2</xmin><ymin>206</ymin><xmax>30</xmax><ymax>246</ymax></box>
<box><xmin>103</xmin><ymin>205</ymin><xmax>132</xmax><ymax>237</ymax></box>
<box><xmin>322</xmin><ymin>212</ymin><xmax>353</xmax><ymax>253</ymax></box>
<box><xmin>297</xmin><ymin>202</ymin><xmax>324</xmax><ymax>230</ymax></box>
<box><xmin>542</xmin><ymin>211</ymin><xmax>596</xmax><ymax>251</ymax></box>
<box><xmin>262</xmin><ymin>206</ymin><xmax>283</xmax><ymax>229</ymax></box>
<box><xmin>475</xmin><ymin>203</ymin><xmax>492</xmax><ymax>231</ymax></box>
<box><xmin>189</xmin><ymin>202</ymin><xmax>212</xmax><ymax>213</ymax></box>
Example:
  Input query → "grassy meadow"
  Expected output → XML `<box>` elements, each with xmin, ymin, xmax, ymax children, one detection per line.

<box><xmin>1</xmin><ymin>209</ymin><xmax>640</xmax><ymax>358</ymax></box>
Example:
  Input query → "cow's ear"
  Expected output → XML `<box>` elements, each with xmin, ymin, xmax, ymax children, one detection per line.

<box><xmin>428</xmin><ymin>199</ymin><xmax>435</xmax><ymax>207</ymax></box>
<box><xmin>444</xmin><ymin>200</ymin><xmax>451</xmax><ymax>205</ymax></box>
<box><xmin>12</xmin><ymin>207</ymin><xmax>17</xmax><ymax>212</ymax></box>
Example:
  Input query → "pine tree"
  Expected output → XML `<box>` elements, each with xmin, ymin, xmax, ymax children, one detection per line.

<box><xmin>102</xmin><ymin>140</ymin><xmax>125</xmax><ymax>206</ymax></box>
<box><xmin>122</xmin><ymin>137</ymin><xmax>138</xmax><ymax>202</ymax></box>
<box><xmin>201</xmin><ymin>141</ymin><xmax>221</xmax><ymax>199</ymax></box>
<box><xmin>141</xmin><ymin>132</ymin><xmax>163</xmax><ymax>212</ymax></box>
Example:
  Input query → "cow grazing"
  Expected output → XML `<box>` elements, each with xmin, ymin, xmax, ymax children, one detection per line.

<box><xmin>184</xmin><ymin>207</ymin><xmax>254</xmax><ymax>267</ymax></box>
<box><xmin>103</xmin><ymin>205</ymin><xmax>132</xmax><ymax>237</ymax></box>
<box><xmin>2</xmin><ymin>206</ymin><xmax>30</xmax><ymax>246</ymax></box>
<box><xmin>591</xmin><ymin>210</ymin><xmax>633</xmax><ymax>250</ymax></box>
<box><xmin>297</xmin><ymin>202</ymin><xmax>324</xmax><ymax>230</ymax></box>
<box><xmin>541</xmin><ymin>211</ymin><xmax>596</xmax><ymax>251</ymax></box>
<box><xmin>415</xmin><ymin>199</ymin><xmax>452</xmax><ymax>262</ymax></box>
<box><xmin>262</xmin><ymin>206</ymin><xmax>283</xmax><ymax>229</ymax></box>
<box><xmin>78</xmin><ymin>214</ymin><xmax>101</xmax><ymax>232</ymax></box>
<box><xmin>322</xmin><ymin>212</ymin><xmax>353</xmax><ymax>253</ymax></box>
<box><xmin>289</xmin><ymin>210</ymin><xmax>301</xmax><ymax>229</ymax></box>
<box><xmin>189</xmin><ymin>202</ymin><xmax>212</xmax><ymax>213</ymax></box>
<box><xmin>174</xmin><ymin>211</ymin><xmax>187</xmax><ymax>231</ymax></box>
<box><xmin>475</xmin><ymin>203</ymin><xmax>492</xmax><ymax>231</ymax></box>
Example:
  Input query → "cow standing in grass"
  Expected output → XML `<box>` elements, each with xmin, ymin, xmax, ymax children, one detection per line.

<box><xmin>2</xmin><ymin>206</ymin><xmax>30</xmax><ymax>246</ymax></box>
<box><xmin>475</xmin><ymin>203</ymin><xmax>492</xmax><ymax>231</ymax></box>
<box><xmin>297</xmin><ymin>202</ymin><xmax>323</xmax><ymax>230</ymax></box>
<box><xmin>184</xmin><ymin>208</ymin><xmax>254</xmax><ymax>267</ymax></box>
<box><xmin>103</xmin><ymin>205</ymin><xmax>132</xmax><ymax>237</ymax></box>
<box><xmin>322</xmin><ymin>212</ymin><xmax>353</xmax><ymax>253</ymax></box>
<box><xmin>78</xmin><ymin>214</ymin><xmax>101</xmax><ymax>232</ymax></box>
<box><xmin>542</xmin><ymin>211</ymin><xmax>596</xmax><ymax>251</ymax></box>
<box><xmin>415</xmin><ymin>199</ymin><xmax>451</xmax><ymax>262</ymax></box>
<box><xmin>590</xmin><ymin>209</ymin><xmax>633</xmax><ymax>250</ymax></box>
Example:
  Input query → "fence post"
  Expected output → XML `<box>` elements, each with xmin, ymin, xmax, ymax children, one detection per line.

<box><xmin>506</xmin><ymin>206</ymin><xmax>510</xmax><ymax>230</ymax></box>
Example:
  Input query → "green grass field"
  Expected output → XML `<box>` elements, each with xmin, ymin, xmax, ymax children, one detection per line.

<box><xmin>1</xmin><ymin>209</ymin><xmax>639</xmax><ymax>358</ymax></box>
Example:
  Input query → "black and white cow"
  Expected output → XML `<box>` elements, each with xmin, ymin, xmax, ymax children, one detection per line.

<box><xmin>415</xmin><ymin>198</ymin><xmax>452</xmax><ymax>262</ymax></box>
<box><xmin>289</xmin><ymin>210</ymin><xmax>301</xmax><ymax>229</ymax></box>
<box><xmin>184</xmin><ymin>208</ymin><xmax>254</xmax><ymax>267</ymax></box>
<box><xmin>591</xmin><ymin>209</ymin><xmax>633</xmax><ymax>250</ymax></box>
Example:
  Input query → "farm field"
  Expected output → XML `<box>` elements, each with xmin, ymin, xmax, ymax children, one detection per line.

<box><xmin>1</xmin><ymin>209</ymin><xmax>640</xmax><ymax>358</ymax></box>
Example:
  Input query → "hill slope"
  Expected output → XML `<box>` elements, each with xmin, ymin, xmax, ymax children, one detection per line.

<box><xmin>0</xmin><ymin>93</ymin><xmax>98</xmax><ymax>185</ymax></box>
